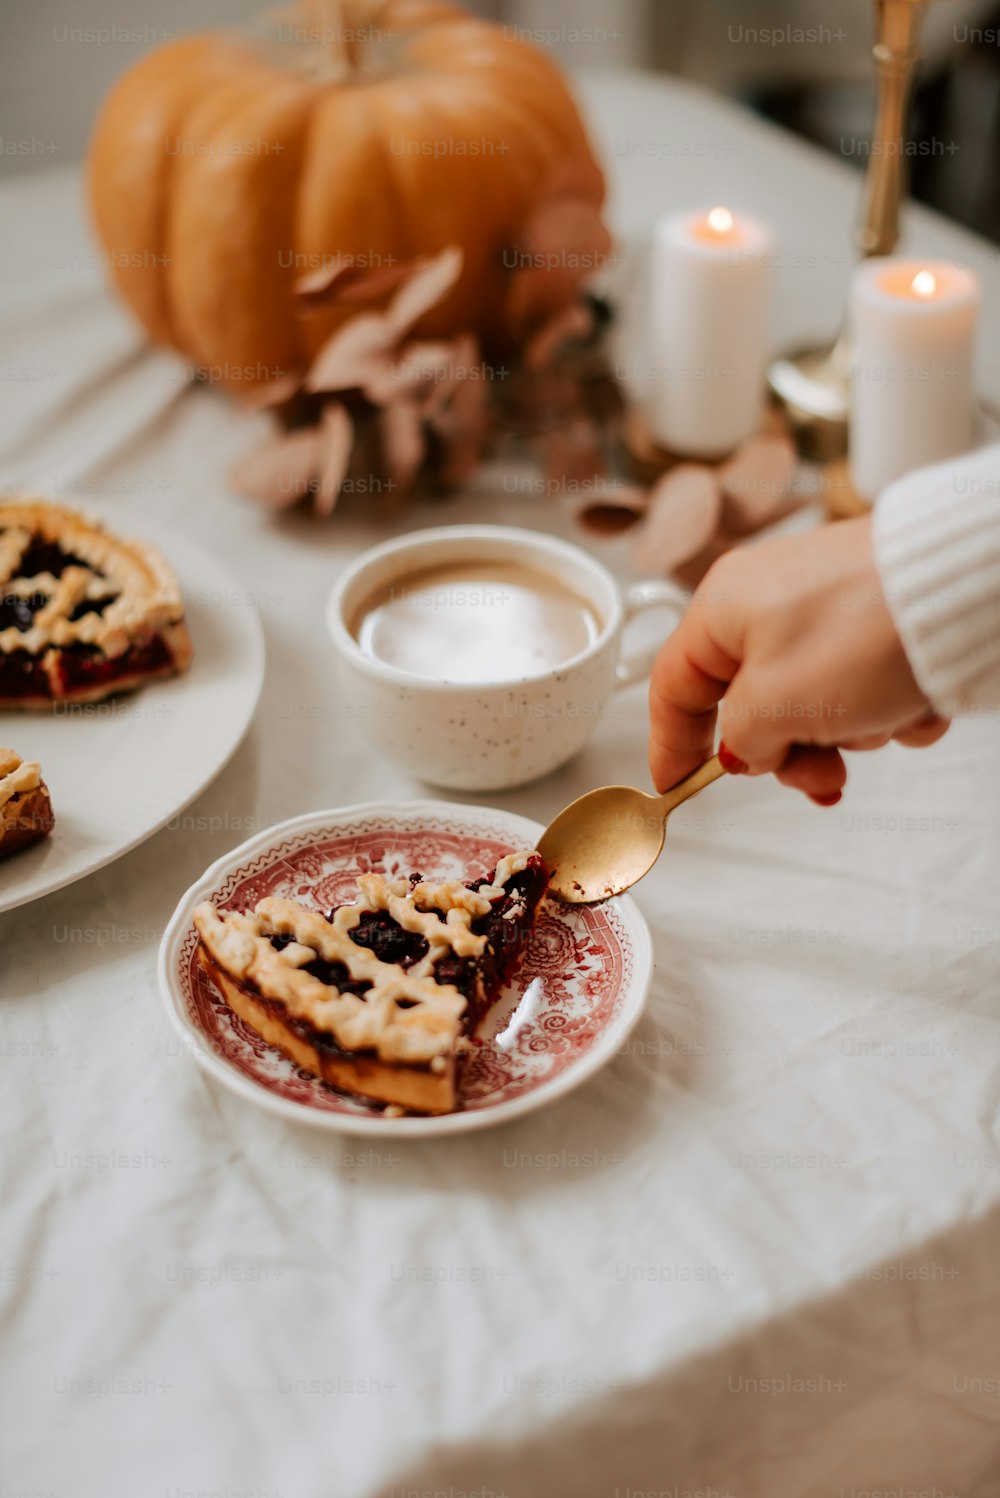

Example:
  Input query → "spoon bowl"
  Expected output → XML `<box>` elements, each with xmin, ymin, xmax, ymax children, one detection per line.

<box><xmin>538</xmin><ymin>755</ymin><xmax>728</xmax><ymax>903</ymax></box>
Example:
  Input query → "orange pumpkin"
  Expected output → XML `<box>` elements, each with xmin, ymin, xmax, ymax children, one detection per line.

<box><xmin>87</xmin><ymin>0</ymin><xmax>606</xmax><ymax>402</ymax></box>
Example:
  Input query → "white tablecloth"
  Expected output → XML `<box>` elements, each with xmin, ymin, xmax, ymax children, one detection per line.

<box><xmin>2</xmin><ymin>71</ymin><xmax>1000</xmax><ymax>1498</ymax></box>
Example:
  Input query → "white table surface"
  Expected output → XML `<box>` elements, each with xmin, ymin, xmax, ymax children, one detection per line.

<box><xmin>2</xmin><ymin>70</ymin><xmax>1000</xmax><ymax>1498</ymax></box>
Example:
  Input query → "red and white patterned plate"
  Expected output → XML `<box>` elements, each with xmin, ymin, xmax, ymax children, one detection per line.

<box><xmin>158</xmin><ymin>801</ymin><xmax>653</xmax><ymax>1137</ymax></box>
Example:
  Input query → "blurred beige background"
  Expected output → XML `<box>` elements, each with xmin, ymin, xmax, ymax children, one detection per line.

<box><xmin>3</xmin><ymin>0</ymin><xmax>999</xmax><ymax>238</ymax></box>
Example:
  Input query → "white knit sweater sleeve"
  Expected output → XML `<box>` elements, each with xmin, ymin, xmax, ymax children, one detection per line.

<box><xmin>872</xmin><ymin>444</ymin><xmax>1000</xmax><ymax>715</ymax></box>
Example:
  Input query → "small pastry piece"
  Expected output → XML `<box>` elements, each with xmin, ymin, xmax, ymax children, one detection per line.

<box><xmin>0</xmin><ymin>749</ymin><xmax>54</xmax><ymax>858</ymax></box>
<box><xmin>194</xmin><ymin>852</ymin><xmax>549</xmax><ymax>1114</ymax></box>
<box><xmin>0</xmin><ymin>497</ymin><xmax>192</xmax><ymax>708</ymax></box>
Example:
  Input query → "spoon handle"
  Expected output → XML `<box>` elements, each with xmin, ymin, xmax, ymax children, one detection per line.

<box><xmin>656</xmin><ymin>754</ymin><xmax>726</xmax><ymax>816</ymax></box>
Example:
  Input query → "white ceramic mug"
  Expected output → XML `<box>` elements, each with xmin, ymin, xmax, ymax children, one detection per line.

<box><xmin>326</xmin><ymin>525</ymin><xmax>686</xmax><ymax>791</ymax></box>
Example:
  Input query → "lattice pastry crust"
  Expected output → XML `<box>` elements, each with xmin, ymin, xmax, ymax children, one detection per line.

<box><xmin>0</xmin><ymin>747</ymin><xmax>41</xmax><ymax>804</ymax></box>
<box><xmin>0</xmin><ymin>747</ymin><xmax>54</xmax><ymax>856</ymax></box>
<box><xmin>194</xmin><ymin>853</ymin><xmax>533</xmax><ymax>1066</ymax></box>
<box><xmin>0</xmin><ymin>497</ymin><xmax>188</xmax><ymax>660</ymax></box>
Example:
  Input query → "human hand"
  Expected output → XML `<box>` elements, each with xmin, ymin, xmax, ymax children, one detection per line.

<box><xmin>648</xmin><ymin>516</ymin><xmax>950</xmax><ymax>803</ymax></box>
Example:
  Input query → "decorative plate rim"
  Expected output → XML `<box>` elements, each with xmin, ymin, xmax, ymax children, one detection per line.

<box><xmin>157</xmin><ymin>800</ymin><xmax>653</xmax><ymax>1138</ymax></box>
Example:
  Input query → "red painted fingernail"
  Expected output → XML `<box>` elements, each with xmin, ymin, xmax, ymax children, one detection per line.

<box><xmin>811</xmin><ymin>791</ymin><xmax>842</xmax><ymax>807</ymax></box>
<box><xmin>718</xmin><ymin>743</ymin><xmax>748</xmax><ymax>774</ymax></box>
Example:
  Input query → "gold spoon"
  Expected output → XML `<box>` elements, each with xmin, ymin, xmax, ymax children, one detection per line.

<box><xmin>538</xmin><ymin>755</ymin><xmax>730</xmax><ymax>904</ymax></box>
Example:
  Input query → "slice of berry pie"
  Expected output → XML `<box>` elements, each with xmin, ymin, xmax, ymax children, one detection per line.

<box><xmin>0</xmin><ymin>498</ymin><xmax>192</xmax><ymax>708</ymax></box>
<box><xmin>0</xmin><ymin>749</ymin><xmax>55</xmax><ymax>859</ymax></box>
<box><xmin>194</xmin><ymin>852</ymin><xmax>549</xmax><ymax>1114</ymax></box>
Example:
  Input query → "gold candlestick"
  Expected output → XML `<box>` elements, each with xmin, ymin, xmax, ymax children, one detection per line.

<box><xmin>768</xmin><ymin>0</ymin><xmax>932</xmax><ymax>460</ymax></box>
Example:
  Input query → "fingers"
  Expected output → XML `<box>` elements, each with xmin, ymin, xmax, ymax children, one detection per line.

<box><xmin>839</xmin><ymin>731</ymin><xmax>895</xmax><ymax>752</ymax></box>
<box><xmin>842</xmin><ymin>713</ymin><xmax>949</xmax><ymax>752</ymax></box>
<box><xmin>645</xmin><ymin>533</ymin><xmax>947</xmax><ymax>801</ymax></box>
<box><xmin>894</xmin><ymin>713</ymin><xmax>951</xmax><ymax>749</ymax></box>
<box><xmin>715</xmin><ymin>667</ymin><xmax>794</xmax><ymax>774</ymax></box>
<box><xmin>648</xmin><ymin>605</ymin><xmax>741</xmax><ymax>792</ymax></box>
<box><xmin>772</xmin><ymin>716</ymin><xmax>947</xmax><ymax>808</ymax></box>
<box><xmin>774</xmin><ymin>744</ymin><xmax>847</xmax><ymax>804</ymax></box>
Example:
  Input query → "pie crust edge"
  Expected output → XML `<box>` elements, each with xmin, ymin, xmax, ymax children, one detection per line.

<box><xmin>0</xmin><ymin>497</ymin><xmax>192</xmax><ymax>708</ymax></box>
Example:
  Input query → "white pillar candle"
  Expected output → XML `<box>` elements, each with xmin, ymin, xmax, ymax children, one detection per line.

<box><xmin>849</xmin><ymin>258</ymin><xmax>980</xmax><ymax>502</ymax></box>
<box><xmin>648</xmin><ymin>206</ymin><xmax>774</xmax><ymax>459</ymax></box>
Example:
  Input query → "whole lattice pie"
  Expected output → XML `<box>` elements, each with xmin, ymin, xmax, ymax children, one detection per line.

<box><xmin>0</xmin><ymin>498</ymin><xmax>191</xmax><ymax>708</ymax></box>
<box><xmin>194</xmin><ymin>852</ymin><xmax>549</xmax><ymax>1114</ymax></box>
<box><xmin>0</xmin><ymin>749</ymin><xmax>54</xmax><ymax>859</ymax></box>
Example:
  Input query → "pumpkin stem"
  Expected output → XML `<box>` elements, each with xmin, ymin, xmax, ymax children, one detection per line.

<box><xmin>317</xmin><ymin>0</ymin><xmax>352</xmax><ymax>80</ymax></box>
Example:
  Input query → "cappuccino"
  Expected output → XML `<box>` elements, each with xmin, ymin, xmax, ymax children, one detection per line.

<box><xmin>351</xmin><ymin>561</ymin><xmax>602</xmax><ymax>683</ymax></box>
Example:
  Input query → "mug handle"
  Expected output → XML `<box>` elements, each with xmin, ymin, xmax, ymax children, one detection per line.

<box><xmin>615</xmin><ymin>578</ymin><xmax>690</xmax><ymax>689</ymax></box>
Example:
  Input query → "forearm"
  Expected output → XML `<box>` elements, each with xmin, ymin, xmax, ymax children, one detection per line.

<box><xmin>873</xmin><ymin>445</ymin><xmax>1000</xmax><ymax>715</ymax></box>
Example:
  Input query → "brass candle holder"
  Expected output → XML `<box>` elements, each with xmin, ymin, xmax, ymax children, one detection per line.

<box><xmin>768</xmin><ymin>0</ymin><xmax>932</xmax><ymax>461</ymax></box>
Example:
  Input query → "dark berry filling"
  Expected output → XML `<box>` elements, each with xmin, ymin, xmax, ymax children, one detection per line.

<box><xmin>260</xmin><ymin>857</ymin><xmax>549</xmax><ymax>1050</ymax></box>
<box><xmin>252</xmin><ymin>992</ymin><xmax>363</xmax><ymax>1062</ymax></box>
<box><xmin>0</xmin><ymin>648</ymin><xmax>49</xmax><ymax>699</ymax></box>
<box><xmin>0</xmin><ymin>533</ymin><xmax>142</xmax><ymax>700</ymax></box>
<box><xmin>0</xmin><ymin>590</ymin><xmax>48</xmax><ymax>632</ymax></box>
<box><xmin>0</xmin><ymin>535</ymin><xmax>109</xmax><ymax>634</ymax></box>
<box><xmin>0</xmin><ymin>636</ymin><xmax>174</xmax><ymax>702</ymax></box>
<box><xmin>342</xmin><ymin>909</ymin><xmax>430</xmax><ymax>968</ymax></box>
<box><xmin>268</xmin><ymin>931</ymin><xmax>368</xmax><ymax>997</ymax></box>
<box><xmin>69</xmin><ymin>595</ymin><xmax>115</xmax><ymax>622</ymax></box>
<box><xmin>55</xmin><ymin>636</ymin><xmax>173</xmax><ymax>694</ymax></box>
<box><xmin>0</xmin><ymin>590</ymin><xmax>115</xmax><ymax>635</ymax></box>
<box><xmin>14</xmin><ymin>538</ymin><xmax>92</xmax><ymax>579</ymax></box>
<box><xmin>464</xmin><ymin>859</ymin><xmax>549</xmax><ymax>1024</ymax></box>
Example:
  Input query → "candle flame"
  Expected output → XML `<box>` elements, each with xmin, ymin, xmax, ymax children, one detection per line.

<box><xmin>912</xmin><ymin>270</ymin><xmax>937</xmax><ymax>298</ymax></box>
<box><xmin>707</xmin><ymin>206</ymin><xmax>734</xmax><ymax>235</ymax></box>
